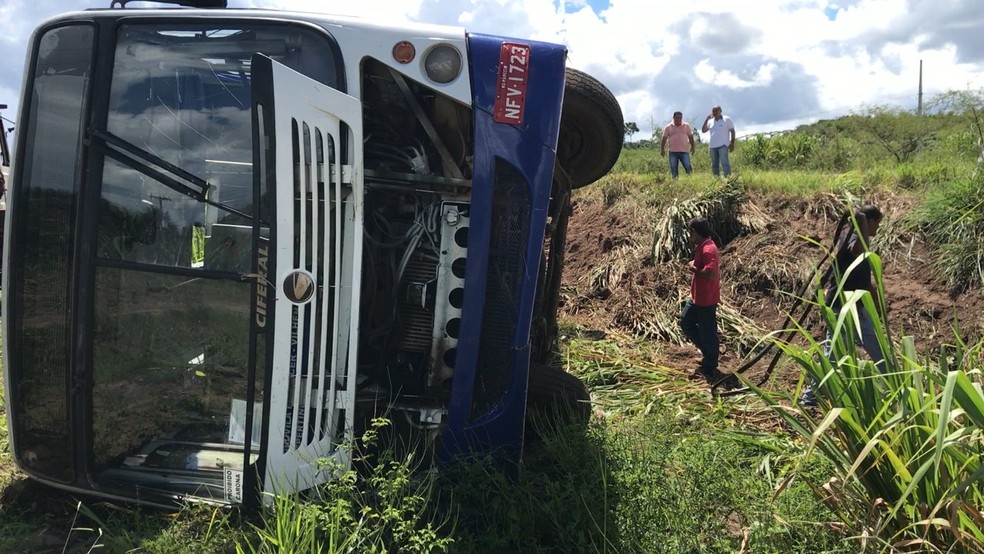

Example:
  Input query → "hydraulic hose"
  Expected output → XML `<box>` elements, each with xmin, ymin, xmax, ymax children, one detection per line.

<box><xmin>712</xmin><ymin>211</ymin><xmax>852</xmax><ymax>396</ymax></box>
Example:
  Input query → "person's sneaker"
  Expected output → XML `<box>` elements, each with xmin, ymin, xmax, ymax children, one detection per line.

<box><xmin>697</xmin><ymin>366</ymin><xmax>717</xmax><ymax>381</ymax></box>
<box><xmin>712</xmin><ymin>373</ymin><xmax>742</xmax><ymax>390</ymax></box>
<box><xmin>700</xmin><ymin>368</ymin><xmax>741</xmax><ymax>390</ymax></box>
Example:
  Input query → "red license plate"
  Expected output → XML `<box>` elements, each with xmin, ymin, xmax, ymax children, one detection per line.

<box><xmin>493</xmin><ymin>42</ymin><xmax>530</xmax><ymax>125</ymax></box>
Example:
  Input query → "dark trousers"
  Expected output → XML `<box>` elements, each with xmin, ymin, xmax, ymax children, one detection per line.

<box><xmin>680</xmin><ymin>300</ymin><xmax>719</xmax><ymax>372</ymax></box>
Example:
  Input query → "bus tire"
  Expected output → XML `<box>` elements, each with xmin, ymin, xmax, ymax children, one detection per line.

<box><xmin>557</xmin><ymin>68</ymin><xmax>624</xmax><ymax>189</ymax></box>
<box><xmin>525</xmin><ymin>363</ymin><xmax>591</xmax><ymax>441</ymax></box>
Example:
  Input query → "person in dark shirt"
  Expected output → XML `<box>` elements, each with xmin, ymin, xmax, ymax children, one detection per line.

<box><xmin>680</xmin><ymin>217</ymin><xmax>738</xmax><ymax>389</ymax></box>
<box><xmin>801</xmin><ymin>204</ymin><xmax>884</xmax><ymax>406</ymax></box>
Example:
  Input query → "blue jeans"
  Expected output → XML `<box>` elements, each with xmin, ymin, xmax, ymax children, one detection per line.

<box><xmin>680</xmin><ymin>300</ymin><xmax>719</xmax><ymax>372</ymax></box>
<box><xmin>824</xmin><ymin>304</ymin><xmax>885</xmax><ymax>366</ymax></box>
<box><xmin>668</xmin><ymin>152</ymin><xmax>692</xmax><ymax>178</ymax></box>
<box><xmin>802</xmin><ymin>304</ymin><xmax>885</xmax><ymax>403</ymax></box>
<box><xmin>709</xmin><ymin>145</ymin><xmax>731</xmax><ymax>177</ymax></box>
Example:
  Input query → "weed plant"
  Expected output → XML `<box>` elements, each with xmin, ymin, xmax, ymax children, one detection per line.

<box><xmin>750</xmin><ymin>253</ymin><xmax>984</xmax><ymax>552</ymax></box>
<box><xmin>237</xmin><ymin>419</ymin><xmax>453</xmax><ymax>554</ymax></box>
<box><xmin>907</xmin><ymin>176</ymin><xmax>984</xmax><ymax>292</ymax></box>
<box><xmin>434</xmin><ymin>402</ymin><xmax>850</xmax><ymax>554</ymax></box>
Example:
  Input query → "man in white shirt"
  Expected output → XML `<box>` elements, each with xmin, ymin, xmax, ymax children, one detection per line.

<box><xmin>701</xmin><ymin>105</ymin><xmax>736</xmax><ymax>177</ymax></box>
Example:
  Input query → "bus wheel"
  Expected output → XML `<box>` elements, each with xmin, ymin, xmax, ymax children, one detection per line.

<box><xmin>525</xmin><ymin>363</ymin><xmax>591</xmax><ymax>442</ymax></box>
<box><xmin>557</xmin><ymin>68</ymin><xmax>624</xmax><ymax>189</ymax></box>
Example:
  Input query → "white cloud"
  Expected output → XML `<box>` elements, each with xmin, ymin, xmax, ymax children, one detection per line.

<box><xmin>693</xmin><ymin>60</ymin><xmax>776</xmax><ymax>89</ymax></box>
<box><xmin>256</xmin><ymin>0</ymin><xmax>421</xmax><ymax>19</ymax></box>
<box><xmin>1</xmin><ymin>0</ymin><xmax>984</xmax><ymax>143</ymax></box>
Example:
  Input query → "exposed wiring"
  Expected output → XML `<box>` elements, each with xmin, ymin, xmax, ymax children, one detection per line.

<box><xmin>401</xmin><ymin>409</ymin><xmax>442</xmax><ymax>430</ymax></box>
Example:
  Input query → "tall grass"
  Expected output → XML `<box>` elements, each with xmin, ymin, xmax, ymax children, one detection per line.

<box><xmin>434</xmin><ymin>400</ymin><xmax>850</xmax><ymax>553</ymax></box>
<box><xmin>906</xmin><ymin>176</ymin><xmax>984</xmax><ymax>292</ymax></box>
<box><xmin>238</xmin><ymin>419</ymin><xmax>453</xmax><ymax>554</ymax></box>
<box><xmin>742</xmin><ymin>133</ymin><xmax>855</xmax><ymax>171</ymax></box>
<box><xmin>750</xmin><ymin>253</ymin><xmax>984</xmax><ymax>552</ymax></box>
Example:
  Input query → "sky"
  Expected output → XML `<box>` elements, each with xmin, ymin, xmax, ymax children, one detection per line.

<box><xmin>1</xmin><ymin>0</ymin><xmax>984</xmax><ymax>142</ymax></box>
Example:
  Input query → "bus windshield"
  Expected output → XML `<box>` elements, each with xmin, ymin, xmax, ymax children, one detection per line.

<box><xmin>91</xmin><ymin>23</ymin><xmax>337</xmax><ymax>501</ymax></box>
<box><xmin>99</xmin><ymin>24</ymin><xmax>338</xmax><ymax>270</ymax></box>
<box><xmin>8</xmin><ymin>16</ymin><xmax>343</xmax><ymax>503</ymax></box>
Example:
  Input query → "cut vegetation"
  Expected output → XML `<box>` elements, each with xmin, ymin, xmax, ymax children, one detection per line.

<box><xmin>4</xmin><ymin>100</ymin><xmax>984</xmax><ymax>552</ymax></box>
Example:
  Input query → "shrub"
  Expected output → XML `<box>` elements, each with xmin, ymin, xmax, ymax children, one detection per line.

<box><xmin>750</xmin><ymin>254</ymin><xmax>984</xmax><ymax>552</ymax></box>
<box><xmin>237</xmin><ymin>419</ymin><xmax>453</xmax><ymax>554</ymax></box>
<box><xmin>907</xmin><ymin>177</ymin><xmax>984</xmax><ymax>292</ymax></box>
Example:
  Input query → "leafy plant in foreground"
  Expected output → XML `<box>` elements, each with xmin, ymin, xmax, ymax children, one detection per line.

<box><xmin>749</xmin><ymin>252</ymin><xmax>984</xmax><ymax>552</ymax></box>
<box><xmin>237</xmin><ymin>419</ymin><xmax>453</xmax><ymax>554</ymax></box>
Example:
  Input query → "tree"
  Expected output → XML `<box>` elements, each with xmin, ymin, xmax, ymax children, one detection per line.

<box><xmin>624</xmin><ymin>121</ymin><xmax>639</xmax><ymax>140</ymax></box>
<box><xmin>651</xmin><ymin>126</ymin><xmax>663</xmax><ymax>145</ymax></box>
<box><xmin>925</xmin><ymin>89</ymin><xmax>984</xmax><ymax>115</ymax></box>
<box><xmin>860</xmin><ymin>107</ymin><xmax>931</xmax><ymax>163</ymax></box>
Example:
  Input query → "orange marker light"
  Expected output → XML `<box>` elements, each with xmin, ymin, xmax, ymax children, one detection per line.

<box><xmin>392</xmin><ymin>41</ymin><xmax>415</xmax><ymax>64</ymax></box>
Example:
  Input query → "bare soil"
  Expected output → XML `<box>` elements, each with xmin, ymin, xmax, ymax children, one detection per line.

<box><xmin>558</xmin><ymin>189</ymin><xmax>984</xmax><ymax>390</ymax></box>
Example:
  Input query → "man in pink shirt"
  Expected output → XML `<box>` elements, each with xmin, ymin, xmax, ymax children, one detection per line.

<box><xmin>660</xmin><ymin>111</ymin><xmax>696</xmax><ymax>178</ymax></box>
<box><xmin>680</xmin><ymin>217</ymin><xmax>739</xmax><ymax>389</ymax></box>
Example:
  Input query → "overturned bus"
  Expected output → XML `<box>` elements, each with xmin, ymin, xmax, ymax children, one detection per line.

<box><xmin>2</xmin><ymin>0</ymin><xmax>623</xmax><ymax>508</ymax></box>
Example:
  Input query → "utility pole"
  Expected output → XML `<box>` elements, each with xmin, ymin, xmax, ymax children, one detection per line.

<box><xmin>917</xmin><ymin>59</ymin><xmax>923</xmax><ymax>116</ymax></box>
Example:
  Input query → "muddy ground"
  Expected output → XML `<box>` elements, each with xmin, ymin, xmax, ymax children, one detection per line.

<box><xmin>558</xmin><ymin>188</ymin><xmax>984</xmax><ymax>390</ymax></box>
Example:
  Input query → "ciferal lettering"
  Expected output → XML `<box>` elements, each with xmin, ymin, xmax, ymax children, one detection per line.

<box><xmin>289</xmin><ymin>310</ymin><xmax>298</xmax><ymax>377</ymax></box>
<box><xmin>255</xmin><ymin>244</ymin><xmax>269</xmax><ymax>327</ymax></box>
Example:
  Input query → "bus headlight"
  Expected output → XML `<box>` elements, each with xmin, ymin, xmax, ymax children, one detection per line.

<box><xmin>423</xmin><ymin>44</ymin><xmax>462</xmax><ymax>84</ymax></box>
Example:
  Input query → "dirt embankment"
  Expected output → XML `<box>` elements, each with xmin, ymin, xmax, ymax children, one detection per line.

<box><xmin>558</xmin><ymin>188</ymin><xmax>984</xmax><ymax>385</ymax></box>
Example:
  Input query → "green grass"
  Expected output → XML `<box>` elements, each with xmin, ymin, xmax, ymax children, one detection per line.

<box><xmin>905</xmin><ymin>175</ymin><xmax>984</xmax><ymax>292</ymax></box>
<box><xmin>430</xmin><ymin>377</ymin><xmax>851</xmax><ymax>554</ymax></box>
<box><xmin>0</xmin><ymin>327</ymin><xmax>852</xmax><ymax>553</ymax></box>
<box><xmin>612</xmin><ymin>148</ymin><xmax>872</xmax><ymax>198</ymax></box>
<box><xmin>748</xmin><ymin>253</ymin><xmax>984</xmax><ymax>552</ymax></box>
<box><xmin>4</xmin><ymin>106</ymin><xmax>984</xmax><ymax>552</ymax></box>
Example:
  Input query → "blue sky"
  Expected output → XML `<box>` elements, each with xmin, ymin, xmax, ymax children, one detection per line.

<box><xmin>1</xmin><ymin>0</ymin><xmax>984</xmax><ymax>142</ymax></box>
<box><xmin>570</xmin><ymin>0</ymin><xmax>609</xmax><ymax>15</ymax></box>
